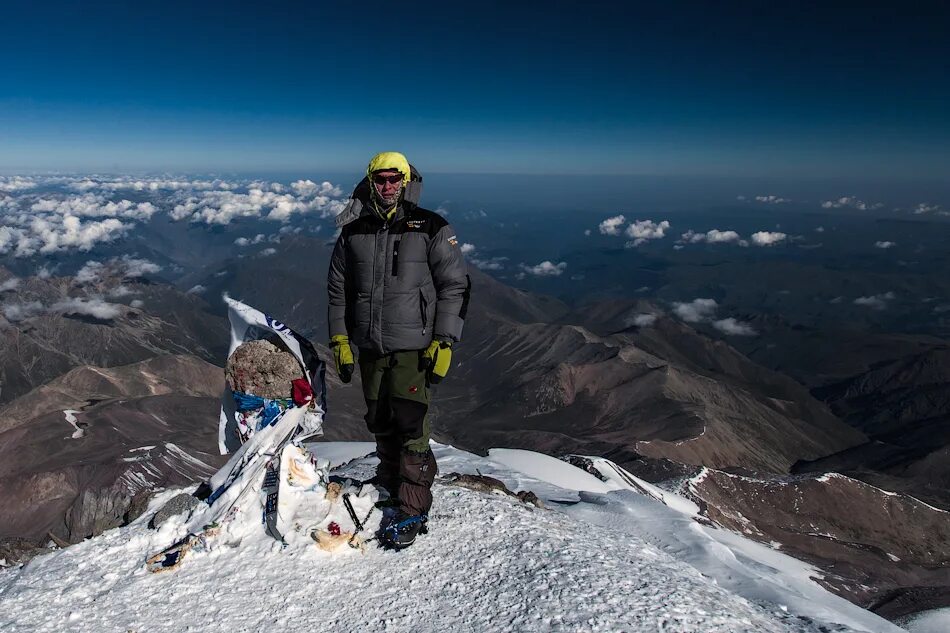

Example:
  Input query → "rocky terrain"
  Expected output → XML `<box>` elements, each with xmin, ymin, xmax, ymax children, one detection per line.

<box><xmin>0</xmin><ymin>355</ymin><xmax>226</xmax><ymax>551</ymax></box>
<box><xmin>796</xmin><ymin>345</ymin><xmax>950</xmax><ymax>509</ymax></box>
<box><xmin>688</xmin><ymin>468</ymin><xmax>950</xmax><ymax>619</ymax></box>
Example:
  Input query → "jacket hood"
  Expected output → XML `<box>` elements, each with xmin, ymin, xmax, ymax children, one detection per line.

<box><xmin>367</xmin><ymin>151</ymin><xmax>411</xmax><ymax>185</ymax></box>
<box><xmin>335</xmin><ymin>161</ymin><xmax>423</xmax><ymax>228</ymax></box>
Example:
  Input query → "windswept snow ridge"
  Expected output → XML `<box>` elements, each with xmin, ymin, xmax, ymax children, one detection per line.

<box><xmin>0</xmin><ymin>444</ymin><xmax>900</xmax><ymax>632</ymax></box>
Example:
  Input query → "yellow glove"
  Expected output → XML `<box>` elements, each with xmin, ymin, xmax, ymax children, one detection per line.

<box><xmin>423</xmin><ymin>340</ymin><xmax>453</xmax><ymax>384</ymax></box>
<box><xmin>329</xmin><ymin>335</ymin><xmax>354</xmax><ymax>383</ymax></box>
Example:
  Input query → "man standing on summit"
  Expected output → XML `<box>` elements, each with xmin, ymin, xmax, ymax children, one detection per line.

<box><xmin>327</xmin><ymin>152</ymin><xmax>470</xmax><ymax>549</ymax></box>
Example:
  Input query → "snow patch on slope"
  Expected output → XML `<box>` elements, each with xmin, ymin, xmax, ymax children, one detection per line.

<box><xmin>62</xmin><ymin>409</ymin><xmax>84</xmax><ymax>439</ymax></box>
<box><xmin>900</xmin><ymin>607</ymin><xmax>950</xmax><ymax>633</ymax></box>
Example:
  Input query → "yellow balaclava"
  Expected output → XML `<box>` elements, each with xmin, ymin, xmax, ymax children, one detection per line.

<box><xmin>367</xmin><ymin>151</ymin><xmax>411</xmax><ymax>220</ymax></box>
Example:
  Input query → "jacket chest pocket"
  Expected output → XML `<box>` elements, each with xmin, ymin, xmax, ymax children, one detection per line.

<box><xmin>391</xmin><ymin>240</ymin><xmax>400</xmax><ymax>276</ymax></box>
<box><xmin>419</xmin><ymin>287</ymin><xmax>430</xmax><ymax>332</ymax></box>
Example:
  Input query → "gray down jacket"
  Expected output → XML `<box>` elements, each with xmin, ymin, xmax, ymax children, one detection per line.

<box><xmin>327</xmin><ymin>177</ymin><xmax>470</xmax><ymax>354</ymax></box>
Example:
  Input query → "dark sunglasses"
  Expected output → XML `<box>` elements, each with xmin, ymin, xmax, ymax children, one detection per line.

<box><xmin>373</xmin><ymin>174</ymin><xmax>403</xmax><ymax>185</ymax></box>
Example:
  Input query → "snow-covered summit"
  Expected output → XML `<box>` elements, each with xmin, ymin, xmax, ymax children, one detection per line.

<box><xmin>0</xmin><ymin>443</ymin><xmax>902</xmax><ymax>633</ymax></box>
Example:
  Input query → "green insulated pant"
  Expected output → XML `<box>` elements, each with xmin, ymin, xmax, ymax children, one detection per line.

<box><xmin>358</xmin><ymin>349</ymin><xmax>437</xmax><ymax>517</ymax></box>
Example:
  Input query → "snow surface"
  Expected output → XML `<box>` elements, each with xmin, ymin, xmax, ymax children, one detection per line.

<box><xmin>899</xmin><ymin>607</ymin><xmax>950</xmax><ymax>633</ymax></box>
<box><xmin>0</xmin><ymin>443</ymin><xmax>904</xmax><ymax>632</ymax></box>
<box><xmin>469</xmin><ymin>448</ymin><xmax>903</xmax><ymax>633</ymax></box>
<box><xmin>308</xmin><ymin>440</ymin><xmax>377</xmax><ymax>469</ymax></box>
<box><xmin>62</xmin><ymin>409</ymin><xmax>84</xmax><ymax>439</ymax></box>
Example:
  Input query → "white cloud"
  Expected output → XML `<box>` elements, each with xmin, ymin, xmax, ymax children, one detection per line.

<box><xmin>460</xmin><ymin>243</ymin><xmax>476</xmax><ymax>254</ymax></box>
<box><xmin>520</xmin><ymin>260</ymin><xmax>567</xmax><ymax>276</ymax></box>
<box><xmin>470</xmin><ymin>256</ymin><xmax>508</xmax><ymax>271</ymax></box>
<box><xmin>68</xmin><ymin>177</ymin><xmax>239</xmax><ymax>192</ymax></box>
<box><xmin>713</xmin><ymin>318</ymin><xmax>758</xmax><ymax>336</ymax></box>
<box><xmin>170</xmin><ymin>182</ymin><xmax>346</xmax><ymax>225</ymax></box>
<box><xmin>626</xmin><ymin>219</ymin><xmax>670</xmax><ymax>240</ymax></box>
<box><xmin>874</xmin><ymin>241</ymin><xmax>896</xmax><ymax>249</ymax></box>
<box><xmin>672</xmin><ymin>298</ymin><xmax>718</xmax><ymax>323</ymax></box>
<box><xmin>754</xmin><ymin>195</ymin><xmax>790</xmax><ymax>204</ymax></box>
<box><xmin>0</xmin><ymin>177</ymin><xmax>38</xmax><ymax>192</ymax></box>
<box><xmin>32</xmin><ymin>216</ymin><xmax>132</xmax><ymax>255</ymax></box>
<box><xmin>187</xmin><ymin>284</ymin><xmax>207</xmax><ymax>295</ymax></box>
<box><xmin>854</xmin><ymin>292</ymin><xmax>895</xmax><ymax>310</ymax></box>
<box><xmin>30</xmin><ymin>194</ymin><xmax>157</xmax><ymax>221</ymax></box>
<box><xmin>108</xmin><ymin>285</ymin><xmax>136</xmax><ymax>298</ymax></box>
<box><xmin>290</xmin><ymin>179</ymin><xmax>342</xmax><ymax>197</ymax></box>
<box><xmin>130</xmin><ymin>299</ymin><xmax>145</xmax><ymax>309</ymax></box>
<box><xmin>0</xmin><ymin>193</ymin><xmax>142</xmax><ymax>257</ymax></box>
<box><xmin>0</xmin><ymin>175</ymin><xmax>350</xmax><ymax>257</ymax></box>
<box><xmin>736</xmin><ymin>195</ymin><xmax>747</xmax><ymax>201</ymax></box>
<box><xmin>708</xmin><ymin>229</ymin><xmax>742</xmax><ymax>244</ymax></box>
<box><xmin>118</xmin><ymin>256</ymin><xmax>161</xmax><ymax>278</ymax></box>
<box><xmin>259</xmin><ymin>247</ymin><xmax>277</xmax><ymax>257</ymax></box>
<box><xmin>680</xmin><ymin>229</ymin><xmax>742</xmax><ymax>244</ymax></box>
<box><xmin>598</xmin><ymin>215</ymin><xmax>626</xmax><ymax>236</ymax></box>
<box><xmin>751</xmin><ymin>231</ymin><xmax>787</xmax><ymax>246</ymax></box>
<box><xmin>235</xmin><ymin>233</ymin><xmax>267</xmax><ymax>246</ymax></box>
<box><xmin>75</xmin><ymin>256</ymin><xmax>160</xmax><ymax>283</ymax></box>
<box><xmin>0</xmin><ymin>277</ymin><xmax>19</xmax><ymax>292</ymax></box>
<box><xmin>2</xmin><ymin>300</ymin><xmax>44</xmax><ymax>321</ymax></box>
<box><xmin>821</xmin><ymin>196</ymin><xmax>883</xmax><ymax>211</ymax></box>
<box><xmin>913</xmin><ymin>202</ymin><xmax>941</xmax><ymax>215</ymax></box>
<box><xmin>35</xmin><ymin>265</ymin><xmax>53</xmax><ymax>279</ymax></box>
<box><xmin>583</xmin><ymin>229</ymin><xmax>591</xmax><ymax>236</ymax></box>
<box><xmin>49</xmin><ymin>297</ymin><xmax>124</xmax><ymax>320</ymax></box>
<box><xmin>815</xmin><ymin>226</ymin><xmax>825</xmax><ymax>233</ymax></box>
<box><xmin>624</xmin><ymin>219</ymin><xmax>670</xmax><ymax>247</ymax></box>
<box><xmin>626</xmin><ymin>313</ymin><xmax>657</xmax><ymax>327</ymax></box>
<box><xmin>75</xmin><ymin>261</ymin><xmax>104</xmax><ymax>283</ymax></box>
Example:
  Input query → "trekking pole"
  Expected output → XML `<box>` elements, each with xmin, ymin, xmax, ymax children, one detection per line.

<box><xmin>343</xmin><ymin>492</ymin><xmax>375</xmax><ymax>549</ymax></box>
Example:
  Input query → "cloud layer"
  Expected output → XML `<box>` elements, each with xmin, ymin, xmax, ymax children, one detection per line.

<box><xmin>0</xmin><ymin>176</ymin><xmax>348</xmax><ymax>258</ymax></box>
<box><xmin>521</xmin><ymin>260</ymin><xmax>567</xmax><ymax>276</ymax></box>
<box><xmin>671</xmin><ymin>298</ymin><xmax>757</xmax><ymax>336</ymax></box>
<box><xmin>750</xmin><ymin>231</ymin><xmax>787</xmax><ymax>246</ymax></box>
<box><xmin>821</xmin><ymin>196</ymin><xmax>883</xmax><ymax>211</ymax></box>
<box><xmin>625</xmin><ymin>219</ymin><xmax>671</xmax><ymax>247</ymax></box>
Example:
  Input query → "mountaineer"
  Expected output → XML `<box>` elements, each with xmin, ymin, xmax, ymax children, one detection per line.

<box><xmin>327</xmin><ymin>151</ymin><xmax>471</xmax><ymax>548</ymax></box>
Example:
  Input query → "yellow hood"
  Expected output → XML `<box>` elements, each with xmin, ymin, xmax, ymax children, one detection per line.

<box><xmin>367</xmin><ymin>151</ymin><xmax>411</xmax><ymax>185</ymax></box>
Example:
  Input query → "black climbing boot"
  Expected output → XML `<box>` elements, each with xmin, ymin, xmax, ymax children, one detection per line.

<box><xmin>381</xmin><ymin>512</ymin><xmax>428</xmax><ymax>549</ymax></box>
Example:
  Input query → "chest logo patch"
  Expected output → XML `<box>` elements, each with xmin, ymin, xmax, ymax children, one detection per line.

<box><xmin>406</xmin><ymin>220</ymin><xmax>424</xmax><ymax>230</ymax></box>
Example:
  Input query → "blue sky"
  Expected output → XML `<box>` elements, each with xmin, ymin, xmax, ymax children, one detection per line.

<box><xmin>1</xmin><ymin>1</ymin><xmax>948</xmax><ymax>178</ymax></box>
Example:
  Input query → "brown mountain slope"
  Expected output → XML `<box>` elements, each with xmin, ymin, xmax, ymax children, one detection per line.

<box><xmin>0</xmin><ymin>355</ymin><xmax>228</xmax><ymax>544</ymax></box>
<box><xmin>688</xmin><ymin>469</ymin><xmax>950</xmax><ymax>617</ymax></box>
<box><xmin>437</xmin><ymin>310</ymin><xmax>864</xmax><ymax>473</ymax></box>
<box><xmin>0</xmin><ymin>354</ymin><xmax>224</xmax><ymax>433</ymax></box>
<box><xmin>0</xmin><ymin>272</ymin><xmax>226</xmax><ymax>404</ymax></box>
